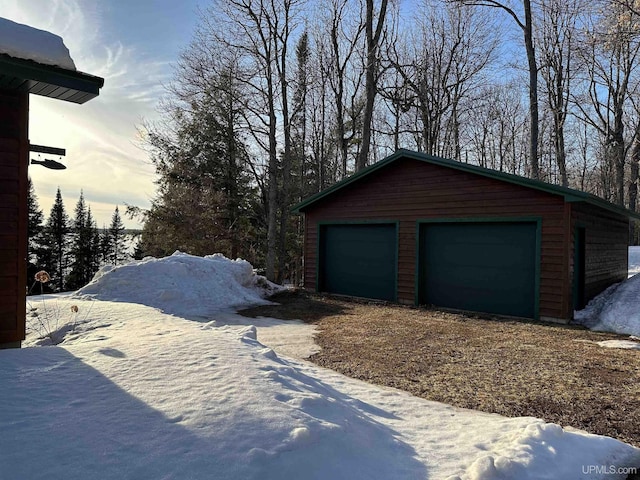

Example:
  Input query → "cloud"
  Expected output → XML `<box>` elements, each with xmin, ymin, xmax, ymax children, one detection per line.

<box><xmin>3</xmin><ymin>0</ymin><xmax>176</xmax><ymax>228</ymax></box>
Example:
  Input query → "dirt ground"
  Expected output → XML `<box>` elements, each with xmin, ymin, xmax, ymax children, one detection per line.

<box><xmin>239</xmin><ymin>290</ymin><xmax>640</xmax><ymax>448</ymax></box>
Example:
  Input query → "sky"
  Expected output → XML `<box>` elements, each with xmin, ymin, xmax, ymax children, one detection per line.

<box><xmin>3</xmin><ymin>0</ymin><xmax>516</xmax><ymax>230</ymax></box>
<box><xmin>3</xmin><ymin>0</ymin><xmax>205</xmax><ymax>228</ymax></box>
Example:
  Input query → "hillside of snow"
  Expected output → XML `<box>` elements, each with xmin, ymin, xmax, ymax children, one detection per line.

<box><xmin>6</xmin><ymin>252</ymin><xmax>640</xmax><ymax>479</ymax></box>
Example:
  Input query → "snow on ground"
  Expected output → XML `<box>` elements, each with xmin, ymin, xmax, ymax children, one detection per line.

<box><xmin>629</xmin><ymin>246</ymin><xmax>640</xmax><ymax>277</ymax></box>
<box><xmin>0</xmin><ymin>17</ymin><xmax>76</xmax><ymax>70</ymax></box>
<box><xmin>4</xmin><ymin>253</ymin><xmax>639</xmax><ymax>479</ymax></box>
<box><xmin>596</xmin><ymin>340</ymin><xmax>640</xmax><ymax>350</ymax></box>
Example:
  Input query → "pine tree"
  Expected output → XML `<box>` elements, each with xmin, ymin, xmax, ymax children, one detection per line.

<box><xmin>40</xmin><ymin>187</ymin><xmax>70</xmax><ymax>291</ymax></box>
<box><xmin>26</xmin><ymin>178</ymin><xmax>45</xmax><ymax>291</ymax></box>
<box><xmin>27</xmin><ymin>178</ymin><xmax>44</xmax><ymax>245</ymax></box>
<box><xmin>140</xmin><ymin>64</ymin><xmax>261</xmax><ymax>263</ymax></box>
<box><xmin>67</xmin><ymin>192</ymin><xmax>100</xmax><ymax>289</ymax></box>
<box><xmin>27</xmin><ymin>178</ymin><xmax>44</xmax><ymax>260</ymax></box>
<box><xmin>87</xmin><ymin>207</ymin><xmax>102</xmax><ymax>277</ymax></box>
<box><xmin>99</xmin><ymin>225</ymin><xmax>113</xmax><ymax>265</ymax></box>
<box><xmin>109</xmin><ymin>206</ymin><xmax>126</xmax><ymax>265</ymax></box>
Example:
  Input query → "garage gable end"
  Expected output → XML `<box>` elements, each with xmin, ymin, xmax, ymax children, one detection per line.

<box><xmin>292</xmin><ymin>149</ymin><xmax>640</xmax><ymax>223</ymax></box>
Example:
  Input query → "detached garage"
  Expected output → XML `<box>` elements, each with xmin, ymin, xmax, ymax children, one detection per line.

<box><xmin>293</xmin><ymin>149</ymin><xmax>639</xmax><ymax>322</ymax></box>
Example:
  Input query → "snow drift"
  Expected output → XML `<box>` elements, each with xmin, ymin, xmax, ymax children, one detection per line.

<box><xmin>74</xmin><ymin>252</ymin><xmax>282</xmax><ymax>316</ymax></box>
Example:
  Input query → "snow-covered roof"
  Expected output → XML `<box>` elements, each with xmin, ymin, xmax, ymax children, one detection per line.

<box><xmin>0</xmin><ymin>17</ymin><xmax>76</xmax><ymax>70</ymax></box>
<box><xmin>0</xmin><ymin>17</ymin><xmax>103</xmax><ymax>104</ymax></box>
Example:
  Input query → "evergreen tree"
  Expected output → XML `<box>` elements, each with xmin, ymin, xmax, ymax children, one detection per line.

<box><xmin>40</xmin><ymin>187</ymin><xmax>70</xmax><ymax>291</ymax></box>
<box><xmin>99</xmin><ymin>225</ymin><xmax>113</xmax><ymax>265</ymax></box>
<box><xmin>27</xmin><ymin>178</ymin><xmax>44</xmax><ymax>245</ymax></box>
<box><xmin>108</xmin><ymin>206</ymin><xmax>126</xmax><ymax>265</ymax></box>
<box><xmin>87</xmin><ymin>207</ymin><xmax>102</xmax><ymax>276</ymax></box>
<box><xmin>67</xmin><ymin>192</ymin><xmax>99</xmax><ymax>289</ymax></box>
<box><xmin>27</xmin><ymin>178</ymin><xmax>44</xmax><ymax>259</ymax></box>
<box><xmin>26</xmin><ymin>178</ymin><xmax>45</xmax><ymax>291</ymax></box>
<box><xmin>140</xmin><ymin>64</ymin><xmax>262</xmax><ymax>263</ymax></box>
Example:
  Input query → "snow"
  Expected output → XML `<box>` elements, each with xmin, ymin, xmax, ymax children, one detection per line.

<box><xmin>629</xmin><ymin>246</ymin><xmax>640</xmax><ymax>277</ymax></box>
<box><xmin>0</xmin><ymin>17</ymin><xmax>76</xmax><ymax>70</ymax></box>
<box><xmin>597</xmin><ymin>340</ymin><xmax>640</xmax><ymax>350</ymax></box>
<box><xmin>74</xmin><ymin>251</ymin><xmax>283</xmax><ymax>317</ymax></box>
<box><xmin>4</xmin><ymin>253</ymin><xmax>639</xmax><ymax>479</ymax></box>
<box><xmin>573</xmin><ymin>246</ymin><xmax>640</xmax><ymax>338</ymax></box>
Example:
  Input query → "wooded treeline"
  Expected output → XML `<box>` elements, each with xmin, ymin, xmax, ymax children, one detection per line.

<box><xmin>27</xmin><ymin>180</ymin><xmax>130</xmax><ymax>292</ymax></box>
<box><xmin>135</xmin><ymin>0</ymin><xmax>640</xmax><ymax>283</ymax></box>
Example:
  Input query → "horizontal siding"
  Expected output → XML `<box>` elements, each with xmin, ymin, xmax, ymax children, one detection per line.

<box><xmin>572</xmin><ymin>203</ymin><xmax>628</xmax><ymax>305</ymax></box>
<box><xmin>303</xmin><ymin>157</ymin><xmax>569</xmax><ymax>318</ymax></box>
<box><xmin>0</xmin><ymin>89</ymin><xmax>27</xmax><ymax>344</ymax></box>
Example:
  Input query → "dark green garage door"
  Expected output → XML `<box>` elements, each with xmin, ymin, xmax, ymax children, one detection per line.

<box><xmin>320</xmin><ymin>224</ymin><xmax>396</xmax><ymax>301</ymax></box>
<box><xmin>420</xmin><ymin>222</ymin><xmax>537</xmax><ymax>318</ymax></box>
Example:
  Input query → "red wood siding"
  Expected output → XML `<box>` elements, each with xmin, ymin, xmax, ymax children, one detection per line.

<box><xmin>0</xmin><ymin>90</ymin><xmax>28</xmax><ymax>345</ymax></box>
<box><xmin>302</xmin><ymin>157</ymin><xmax>572</xmax><ymax>319</ymax></box>
<box><xmin>571</xmin><ymin>203</ymin><xmax>628</xmax><ymax>303</ymax></box>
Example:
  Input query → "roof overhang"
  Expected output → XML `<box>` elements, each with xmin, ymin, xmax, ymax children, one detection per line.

<box><xmin>0</xmin><ymin>53</ymin><xmax>103</xmax><ymax>104</ymax></box>
<box><xmin>292</xmin><ymin>149</ymin><xmax>640</xmax><ymax>222</ymax></box>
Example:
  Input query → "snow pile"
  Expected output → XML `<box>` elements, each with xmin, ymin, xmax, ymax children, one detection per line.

<box><xmin>574</xmin><ymin>274</ymin><xmax>640</xmax><ymax>337</ymax></box>
<box><xmin>4</xmin><ymin>297</ymin><xmax>639</xmax><ymax>480</ymax></box>
<box><xmin>630</xmin><ymin>246</ymin><xmax>640</xmax><ymax>277</ymax></box>
<box><xmin>74</xmin><ymin>252</ymin><xmax>282</xmax><ymax>316</ymax></box>
<box><xmin>0</xmin><ymin>17</ymin><xmax>76</xmax><ymax>70</ymax></box>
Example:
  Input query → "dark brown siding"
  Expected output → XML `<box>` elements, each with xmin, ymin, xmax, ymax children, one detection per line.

<box><xmin>0</xmin><ymin>90</ymin><xmax>28</xmax><ymax>345</ymax></box>
<box><xmin>302</xmin><ymin>157</ymin><xmax>572</xmax><ymax>320</ymax></box>
<box><xmin>572</xmin><ymin>203</ymin><xmax>628</xmax><ymax>304</ymax></box>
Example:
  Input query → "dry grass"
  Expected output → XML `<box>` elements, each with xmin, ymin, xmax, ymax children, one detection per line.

<box><xmin>239</xmin><ymin>290</ymin><xmax>640</xmax><ymax>447</ymax></box>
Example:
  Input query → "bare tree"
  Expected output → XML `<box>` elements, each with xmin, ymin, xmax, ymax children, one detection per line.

<box><xmin>201</xmin><ymin>0</ymin><xmax>300</xmax><ymax>281</ymax></box>
<box><xmin>452</xmin><ymin>0</ymin><xmax>540</xmax><ymax>179</ymax></box>
<box><xmin>356</xmin><ymin>0</ymin><xmax>390</xmax><ymax>171</ymax></box>
<box><xmin>463</xmin><ymin>83</ymin><xmax>529</xmax><ymax>174</ymax></box>
<box><xmin>389</xmin><ymin>1</ymin><xmax>495</xmax><ymax>157</ymax></box>
<box><xmin>573</xmin><ymin>1</ymin><xmax>640</xmax><ymax>205</ymax></box>
<box><xmin>538</xmin><ymin>0</ymin><xmax>581</xmax><ymax>186</ymax></box>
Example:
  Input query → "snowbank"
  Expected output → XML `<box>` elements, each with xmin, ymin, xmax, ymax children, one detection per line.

<box><xmin>74</xmin><ymin>252</ymin><xmax>282</xmax><ymax>316</ymax></box>
<box><xmin>574</xmin><ymin>274</ymin><xmax>640</xmax><ymax>337</ymax></box>
<box><xmin>0</xmin><ymin>17</ymin><xmax>76</xmax><ymax>70</ymax></box>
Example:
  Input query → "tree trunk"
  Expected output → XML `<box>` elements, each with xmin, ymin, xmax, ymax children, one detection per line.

<box><xmin>356</xmin><ymin>0</ymin><xmax>388</xmax><ymax>171</ymax></box>
<box><xmin>266</xmin><ymin>69</ymin><xmax>278</xmax><ymax>282</ymax></box>
<box><xmin>523</xmin><ymin>0</ymin><xmax>539</xmax><ymax>180</ymax></box>
<box><xmin>629</xmin><ymin>125</ymin><xmax>640</xmax><ymax>243</ymax></box>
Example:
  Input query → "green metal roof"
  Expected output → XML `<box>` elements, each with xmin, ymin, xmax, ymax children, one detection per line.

<box><xmin>0</xmin><ymin>53</ymin><xmax>103</xmax><ymax>103</ymax></box>
<box><xmin>292</xmin><ymin>148</ymin><xmax>640</xmax><ymax>221</ymax></box>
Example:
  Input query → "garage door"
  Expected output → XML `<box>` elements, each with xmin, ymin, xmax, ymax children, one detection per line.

<box><xmin>319</xmin><ymin>224</ymin><xmax>396</xmax><ymax>301</ymax></box>
<box><xmin>419</xmin><ymin>222</ymin><xmax>537</xmax><ymax>318</ymax></box>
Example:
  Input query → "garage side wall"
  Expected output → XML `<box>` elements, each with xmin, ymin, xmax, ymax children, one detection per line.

<box><xmin>571</xmin><ymin>203</ymin><xmax>628</xmax><ymax>304</ymax></box>
<box><xmin>0</xmin><ymin>90</ymin><xmax>28</xmax><ymax>346</ymax></box>
<box><xmin>302</xmin><ymin>158</ymin><xmax>571</xmax><ymax>320</ymax></box>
